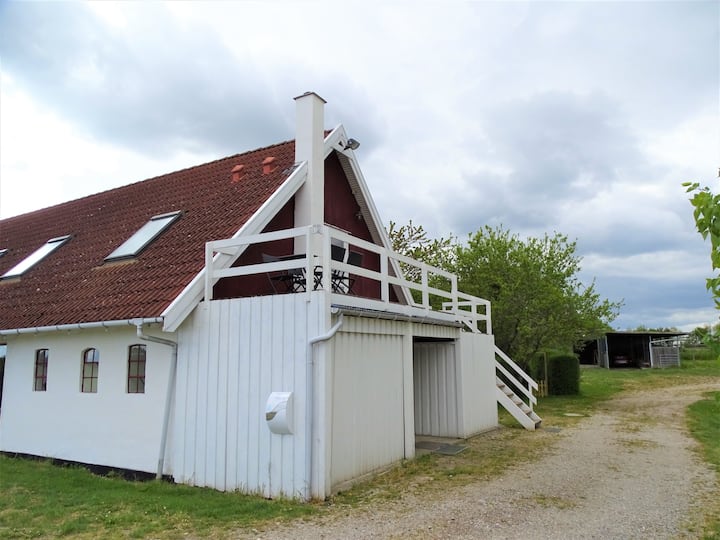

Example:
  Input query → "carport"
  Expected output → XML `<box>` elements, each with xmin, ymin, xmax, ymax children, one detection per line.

<box><xmin>578</xmin><ymin>331</ymin><xmax>686</xmax><ymax>368</ymax></box>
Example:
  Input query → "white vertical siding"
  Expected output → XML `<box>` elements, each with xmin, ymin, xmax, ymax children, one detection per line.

<box><xmin>457</xmin><ymin>332</ymin><xmax>498</xmax><ymax>435</ymax></box>
<box><xmin>174</xmin><ymin>294</ymin><xmax>320</xmax><ymax>499</ymax></box>
<box><xmin>329</xmin><ymin>319</ymin><xmax>406</xmax><ymax>489</ymax></box>
<box><xmin>401</xmin><ymin>330</ymin><xmax>415</xmax><ymax>460</ymax></box>
<box><xmin>413</xmin><ymin>341</ymin><xmax>460</xmax><ymax>437</ymax></box>
<box><xmin>174</xmin><ymin>301</ymin><xmax>499</xmax><ymax>499</ymax></box>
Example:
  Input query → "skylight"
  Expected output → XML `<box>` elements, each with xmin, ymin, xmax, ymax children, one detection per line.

<box><xmin>0</xmin><ymin>249</ymin><xmax>7</xmax><ymax>258</ymax></box>
<box><xmin>105</xmin><ymin>211</ymin><xmax>182</xmax><ymax>261</ymax></box>
<box><xmin>1</xmin><ymin>236</ymin><xmax>71</xmax><ymax>279</ymax></box>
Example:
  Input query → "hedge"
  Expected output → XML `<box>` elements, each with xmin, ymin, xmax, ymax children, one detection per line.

<box><xmin>547</xmin><ymin>353</ymin><xmax>580</xmax><ymax>395</ymax></box>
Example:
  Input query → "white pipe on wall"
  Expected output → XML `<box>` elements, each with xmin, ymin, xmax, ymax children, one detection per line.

<box><xmin>306</xmin><ymin>311</ymin><xmax>343</xmax><ymax>500</ymax></box>
<box><xmin>136</xmin><ymin>323</ymin><xmax>178</xmax><ymax>480</ymax></box>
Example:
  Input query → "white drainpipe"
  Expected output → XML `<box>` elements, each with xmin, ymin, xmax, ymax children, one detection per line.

<box><xmin>306</xmin><ymin>311</ymin><xmax>343</xmax><ymax>499</ymax></box>
<box><xmin>136</xmin><ymin>323</ymin><xmax>178</xmax><ymax>480</ymax></box>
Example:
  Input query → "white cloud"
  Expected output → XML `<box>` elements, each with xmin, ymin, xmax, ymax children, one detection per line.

<box><xmin>582</xmin><ymin>250</ymin><xmax>710</xmax><ymax>282</ymax></box>
<box><xmin>0</xmin><ymin>77</ymin><xmax>216</xmax><ymax>218</ymax></box>
<box><xmin>644</xmin><ymin>107</ymin><xmax>719</xmax><ymax>175</ymax></box>
<box><xmin>0</xmin><ymin>0</ymin><xmax>718</xmax><ymax>331</ymax></box>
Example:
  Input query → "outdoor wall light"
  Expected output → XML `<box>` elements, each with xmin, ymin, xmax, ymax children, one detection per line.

<box><xmin>343</xmin><ymin>138</ymin><xmax>361</xmax><ymax>151</ymax></box>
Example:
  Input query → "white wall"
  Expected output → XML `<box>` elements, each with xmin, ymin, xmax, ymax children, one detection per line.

<box><xmin>413</xmin><ymin>333</ymin><xmax>497</xmax><ymax>438</ymax></box>
<box><xmin>413</xmin><ymin>341</ymin><xmax>460</xmax><ymax>437</ymax></box>
<box><xmin>330</xmin><ymin>319</ymin><xmax>407</xmax><ymax>490</ymax></box>
<box><xmin>0</xmin><ymin>326</ymin><xmax>173</xmax><ymax>473</ymax></box>
<box><xmin>171</xmin><ymin>298</ymin><xmax>499</xmax><ymax>499</ymax></box>
<box><xmin>457</xmin><ymin>332</ymin><xmax>498</xmax><ymax>435</ymax></box>
<box><xmin>174</xmin><ymin>295</ymin><xmax>321</xmax><ymax>499</ymax></box>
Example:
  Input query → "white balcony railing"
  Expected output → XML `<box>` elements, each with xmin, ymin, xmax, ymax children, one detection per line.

<box><xmin>204</xmin><ymin>224</ymin><xmax>492</xmax><ymax>334</ymax></box>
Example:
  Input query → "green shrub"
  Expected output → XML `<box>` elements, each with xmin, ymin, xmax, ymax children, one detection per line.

<box><xmin>530</xmin><ymin>349</ymin><xmax>573</xmax><ymax>383</ymax></box>
<box><xmin>547</xmin><ymin>353</ymin><xmax>580</xmax><ymax>395</ymax></box>
<box><xmin>530</xmin><ymin>353</ymin><xmax>545</xmax><ymax>382</ymax></box>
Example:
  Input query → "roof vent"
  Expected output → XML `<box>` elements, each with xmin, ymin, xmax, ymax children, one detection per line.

<box><xmin>231</xmin><ymin>164</ymin><xmax>245</xmax><ymax>183</ymax></box>
<box><xmin>262</xmin><ymin>156</ymin><xmax>277</xmax><ymax>175</ymax></box>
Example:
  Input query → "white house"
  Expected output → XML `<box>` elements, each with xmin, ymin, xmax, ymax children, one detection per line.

<box><xmin>0</xmin><ymin>92</ymin><xmax>539</xmax><ymax>500</ymax></box>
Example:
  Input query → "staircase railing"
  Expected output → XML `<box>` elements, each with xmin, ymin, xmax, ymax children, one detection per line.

<box><xmin>495</xmin><ymin>346</ymin><xmax>538</xmax><ymax>413</ymax></box>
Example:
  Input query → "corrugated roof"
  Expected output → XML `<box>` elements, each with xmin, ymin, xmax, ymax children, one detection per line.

<box><xmin>0</xmin><ymin>139</ymin><xmax>296</xmax><ymax>330</ymax></box>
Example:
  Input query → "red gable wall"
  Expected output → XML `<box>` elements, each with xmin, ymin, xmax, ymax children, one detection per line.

<box><xmin>214</xmin><ymin>151</ymin><xmax>382</xmax><ymax>300</ymax></box>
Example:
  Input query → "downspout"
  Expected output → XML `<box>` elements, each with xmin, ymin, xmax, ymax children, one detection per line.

<box><xmin>306</xmin><ymin>311</ymin><xmax>343</xmax><ymax>500</ymax></box>
<box><xmin>136</xmin><ymin>323</ymin><xmax>178</xmax><ymax>480</ymax></box>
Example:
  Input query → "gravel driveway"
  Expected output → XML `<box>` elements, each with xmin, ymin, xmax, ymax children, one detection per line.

<box><xmin>241</xmin><ymin>382</ymin><xmax>719</xmax><ymax>539</ymax></box>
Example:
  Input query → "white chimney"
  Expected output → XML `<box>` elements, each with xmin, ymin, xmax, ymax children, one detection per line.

<box><xmin>294</xmin><ymin>92</ymin><xmax>326</xmax><ymax>230</ymax></box>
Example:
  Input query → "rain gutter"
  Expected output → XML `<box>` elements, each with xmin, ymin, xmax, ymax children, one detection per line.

<box><xmin>0</xmin><ymin>317</ymin><xmax>164</xmax><ymax>337</ymax></box>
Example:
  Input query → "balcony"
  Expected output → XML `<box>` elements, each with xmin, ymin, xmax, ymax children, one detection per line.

<box><xmin>204</xmin><ymin>224</ymin><xmax>491</xmax><ymax>334</ymax></box>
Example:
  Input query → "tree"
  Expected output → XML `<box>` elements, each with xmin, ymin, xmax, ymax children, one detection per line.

<box><xmin>631</xmin><ymin>325</ymin><xmax>680</xmax><ymax>332</ymax></box>
<box><xmin>387</xmin><ymin>220</ymin><xmax>455</xmax><ymax>277</ymax></box>
<box><xmin>684</xmin><ymin>181</ymin><xmax>720</xmax><ymax>307</ymax></box>
<box><xmin>388</xmin><ymin>221</ymin><xmax>621</xmax><ymax>368</ymax></box>
<box><xmin>387</xmin><ymin>220</ymin><xmax>457</xmax><ymax>307</ymax></box>
<box><xmin>454</xmin><ymin>226</ymin><xmax>621</xmax><ymax>368</ymax></box>
<box><xmin>684</xmin><ymin>180</ymin><xmax>720</xmax><ymax>355</ymax></box>
<box><xmin>685</xmin><ymin>325</ymin><xmax>713</xmax><ymax>347</ymax></box>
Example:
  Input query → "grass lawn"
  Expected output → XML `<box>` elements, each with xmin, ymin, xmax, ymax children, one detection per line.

<box><xmin>530</xmin><ymin>350</ymin><xmax>720</xmax><ymax>426</ymax></box>
<box><xmin>0</xmin><ymin>457</ymin><xmax>314</xmax><ymax>539</ymax></box>
<box><xmin>1</xmin><ymin>350</ymin><xmax>718</xmax><ymax>539</ymax></box>
<box><xmin>687</xmin><ymin>389</ymin><xmax>720</xmax><ymax>539</ymax></box>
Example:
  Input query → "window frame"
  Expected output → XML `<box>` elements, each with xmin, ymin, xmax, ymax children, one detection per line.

<box><xmin>2</xmin><ymin>236</ymin><xmax>71</xmax><ymax>279</ymax></box>
<box><xmin>81</xmin><ymin>348</ymin><xmax>100</xmax><ymax>393</ymax></box>
<box><xmin>34</xmin><ymin>349</ymin><xmax>48</xmax><ymax>391</ymax></box>
<box><xmin>104</xmin><ymin>211</ymin><xmax>182</xmax><ymax>262</ymax></box>
<box><xmin>127</xmin><ymin>344</ymin><xmax>146</xmax><ymax>394</ymax></box>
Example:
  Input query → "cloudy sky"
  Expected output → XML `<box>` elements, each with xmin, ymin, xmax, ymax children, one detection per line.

<box><xmin>0</xmin><ymin>1</ymin><xmax>718</xmax><ymax>331</ymax></box>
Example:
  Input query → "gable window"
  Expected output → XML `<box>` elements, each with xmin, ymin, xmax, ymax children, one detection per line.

<box><xmin>105</xmin><ymin>211</ymin><xmax>182</xmax><ymax>261</ymax></box>
<box><xmin>34</xmin><ymin>349</ymin><xmax>48</xmax><ymax>391</ymax></box>
<box><xmin>127</xmin><ymin>344</ymin><xmax>146</xmax><ymax>394</ymax></box>
<box><xmin>81</xmin><ymin>348</ymin><xmax>99</xmax><ymax>393</ymax></box>
<box><xmin>2</xmin><ymin>236</ymin><xmax>71</xmax><ymax>279</ymax></box>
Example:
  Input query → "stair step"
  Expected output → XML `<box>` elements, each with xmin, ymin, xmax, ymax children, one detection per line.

<box><xmin>494</xmin><ymin>356</ymin><xmax>542</xmax><ymax>431</ymax></box>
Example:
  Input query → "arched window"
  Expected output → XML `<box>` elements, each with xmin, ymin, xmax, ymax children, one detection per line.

<box><xmin>81</xmin><ymin>348</ymin><xmax>99</xmax><ymax>393</ymax></box>
<box><xmin>127</xmin><ymin>344</ymin><xmax>146</xmax><ymax>394</ymax></box>
<box><xmin>34</xmin><ymin>349</ymin><xmax>48</xmax><ymax>391</ymax></box>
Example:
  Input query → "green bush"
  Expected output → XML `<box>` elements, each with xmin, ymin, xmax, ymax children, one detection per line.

<box><xmin>530</xmin><ymin>350</ymin><xmax>572</xmax><ymax>384</ymax></box>
<box><xmin>547</xmin><ymin>353</ymin><xmax>580</xmax><ymax>395</ymax></box>
<box><xmin>529</xmin><ymin>353</ymin><xmax>546</xmax><ymax>382</ymax></box>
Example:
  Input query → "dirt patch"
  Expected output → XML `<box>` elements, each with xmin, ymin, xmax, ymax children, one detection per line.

<box><xmin>237</xmin><ymin>382</ymin><xmax>719</xmax><ymax>539</ymax></box>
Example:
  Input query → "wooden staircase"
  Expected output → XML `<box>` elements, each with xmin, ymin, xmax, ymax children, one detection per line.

<box><xmin>494</xmin><ymin>346</ymin><xmax>542</xmax><ymax>430</ymax></box>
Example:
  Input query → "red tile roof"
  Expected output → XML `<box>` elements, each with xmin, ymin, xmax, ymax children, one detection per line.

<box><xmin>0</xmin><ymin>139</ymin><xmax>296</xmax><ymax>330</ymax></box>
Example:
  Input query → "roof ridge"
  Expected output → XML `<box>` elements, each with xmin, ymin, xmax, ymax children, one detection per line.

<box><xmin>1</xmin><ymin>138</ymin><xmax>296</xmax><ymax>223</ymax></box>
